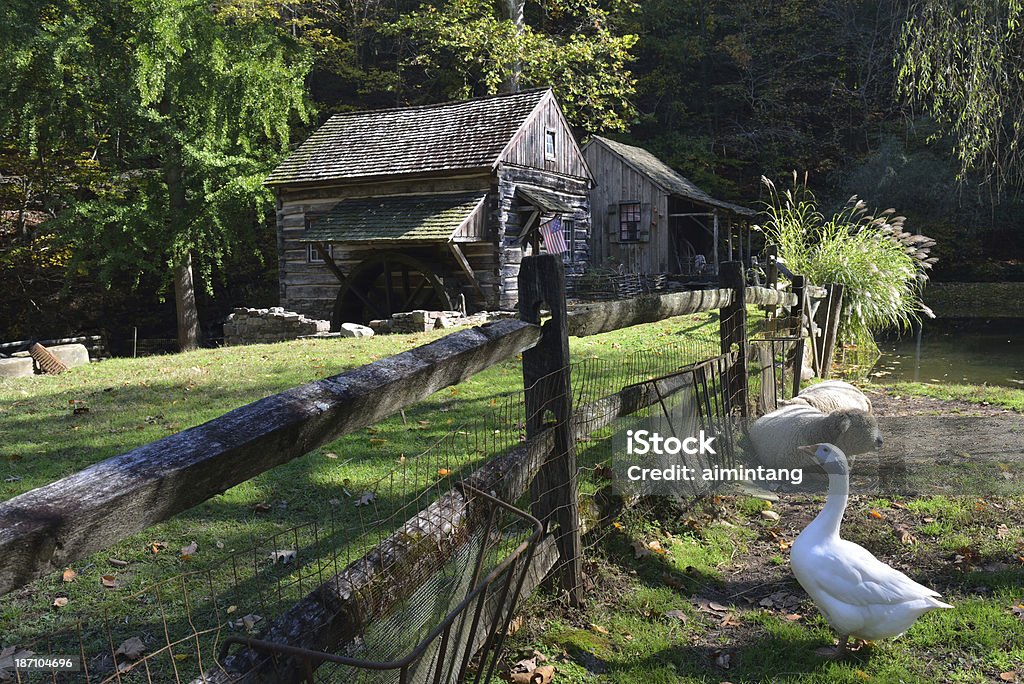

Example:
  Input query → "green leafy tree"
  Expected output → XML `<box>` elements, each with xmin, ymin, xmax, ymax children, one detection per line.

<box><xmin>2</xmin><ymin>0</ymin><xmax>312</xmax><ymax>350</ymax></box>
<box><xmin>898</xmin><ymin>0</ymin><xmax>1024</xmax><ymax>193</ymax></box>
<box><xmin>389</xmin><ymin>0</ymin><xmax>639</xmax><ymax>131</ymax></box>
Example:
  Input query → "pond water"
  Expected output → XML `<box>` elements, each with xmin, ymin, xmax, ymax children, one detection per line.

<box><xmin>872</xmin><ymin>319</ymin><xmax>1024</xmax><ymax>388</ymax></box>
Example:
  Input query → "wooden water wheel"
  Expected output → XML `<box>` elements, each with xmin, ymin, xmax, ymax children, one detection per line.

<box><xmin>332</xmin><ymin>252</ymin><xmax>454</xmax><ymax>327</ymax></box>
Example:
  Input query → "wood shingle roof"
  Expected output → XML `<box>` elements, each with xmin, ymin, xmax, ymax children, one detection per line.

<box><xmin>266</xmin><ymin>90</ymin><xmax>550</xmax><ymax>187</ymax></box>
<box><xmin>589</xmin><ymin>136</ymin><xmax>756</xmax><ymax>217</ymax></box>
<box><xmin>301</xmin><ymin>193</ymin><xmax>487</xmax><ymax>243</ymax></box>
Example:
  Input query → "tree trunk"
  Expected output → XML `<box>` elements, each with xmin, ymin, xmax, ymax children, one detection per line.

<box><xmin>502</xmin><ymin>0</ymin><xmax>525</xmax><ymax>93</ymax></box>
<box><xmin>174</xmin><ymin>251</ymin><xmax>200</xmax><ymax>351</ymax></box>
<box><xmin>163</xmin><ymin>145</ymin><xmax>200</xmax><ymax>352</ymax></box>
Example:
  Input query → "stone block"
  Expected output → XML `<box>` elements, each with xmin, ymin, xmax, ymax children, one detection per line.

<box><xmin>0</xmin><ymin>357</ymin><xmax>34</xmax><ymax>378</ymax></box>
<box><xmin>339</xmin><ymin>322</ymin><xmax>374</xmax><ymax>338</ymax></box>
<box><xmin>48</xmin><ymin>344</ymin><xmax>90</xmax><ymax>368</ymax></box>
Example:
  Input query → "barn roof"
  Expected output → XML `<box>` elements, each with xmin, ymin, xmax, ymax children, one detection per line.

<box><xmin>587</xmin><ymin>136</ymin><xmax>756</xmax><ymax>218</ymax></box>
<box><xmin>301</xmin><ymin>192</ymin><xmax>487</xmax><ymax>243</ymax></box>
<box><xmin>266</xmin><ymin>90</ymin><xmax>551</xmax><ymax>187</ymax></box>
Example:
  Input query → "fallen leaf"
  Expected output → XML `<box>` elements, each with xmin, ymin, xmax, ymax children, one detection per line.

<box><xmin>612</xmin><ymin>522</ymin><xmax>623</xmax><ymax>530</ymax></box>
<box><xmin>215</xmin><ymin>541</ymin><xmax>224</xmax><ymax>549</ymax></box>
<box><xmin>148</xmin><ymin>541</ymin><xmax>167</xmax><ymax>555</ymax></box>
<box><xmin>719</xmin><ymin>613</ymin><xmax>742</xmax><ymax>627</ymax></box>
<box><xmin>109</xmin><ymin>558</ymin><xmax>129</xmax><ymax>567</ymax></box>
<box><xmin>241</xmin><ymin>614</ymin><xmax>263</xmax><ymax>632</ymax></box>
<box><xmin>664</xmin><ymin>609</ymin><xmax>688</xmax><ymax>623</ymax></box>
<box><xmin>512</xmin><ymin>657</ymin><xmax>537</xmax><ymax>673</ymax></box>
<box><xmin>760</xmin><ymin>510</ymin><xmax>780</xmax><ymax>521</ymax></box>
<box><xmin>437</xmin><ymin>468</ymin><xmax>452</xmax><ymax>477</ymax></box>
<box><xmin>784</xmin><ymin>613</ymin><xmax>803</xmax><ymax>621</ymax></box>
<box><xmin>181</xmin><ymin>541</ymin><xmax>198</xmax><ymax>559</ymax></box>
<box><xmin>531</xmin><ymin>665</ymin><xmax>555</xmax><ymax>683</ymax></box>
<box><xmin>101</xmin><ymin>575</ymin><xmax>119</xmax><ymax>589</ymax></box>
<box><xmin>997</xmin><ymin>524</ymin><xmax>1011</xmax><ymax>540</ymax></box>
<box><xmin>590</xmin><ymin>623</ymin><xmax>609</xmax><ymax>635</ymax></box>
<box><xmin>895</xmin><ymin>525</ymin><xmax>917</xmax><ymax>545</ymax></box>
<box><xmin>324</xmin><ymin>452</ymin><xmax>338</xmax><ymax>459</ymax></box>
<box><xmin>115</xmin><ymin>637</ymin><xmax>146</xmax><ymax>660</ymax></box>
<box><xmin>695</xmin><ymin>598</ymin><xmax>729</xmax><ymax>613</ymax></box>
<box><xmin>253</xmin><ymin>502</ymin><xmax>272</xmax><ymax>513</ymax></box>
<box><xmin>999</xmin><ymin>673</ymin><xmax>1017</xmax><ymax>682</ymax></box>
<box><xmin>868</xmin><ymin>509</ymin><xmax>884</xmax><ymax>519</ymax></box>
<box><xmin>647</xmin><ymin>540</ymin><xmax>667</xmax><ymax>554</ymax></box>
<box><xmin>62</xmin><ymin>568</ymin><xmax>77</xmax><ymax>583</ymax></box>
<box><xmin>53</xmin><ymin>597</ymin><xmax>68</xmax><ymax>608</ymax></box>
<box><xmin>506</xmin><ymin>615</ymin><xmax>524</xmax><ymax>636</ymax></box>
<box><xmin>226</xmin><ymin>605</ymin><xmax>237</xmax><ymax>615</ymax></box>
<box><xmin>269</xmin><ymin>549</ymin><xmax>296</xmax><ymax>564</ymax></box>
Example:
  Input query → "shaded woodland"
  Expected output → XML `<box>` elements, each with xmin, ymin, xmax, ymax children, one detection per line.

<box><xmin>2</xmin><ymin>0</ymin><xmax>1022</xmax><ymax>348</ymax></box>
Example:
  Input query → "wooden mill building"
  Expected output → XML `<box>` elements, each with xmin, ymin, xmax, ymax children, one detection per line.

<box><xmin>265</xmin><ymin>89</ymin><xmax>594</xmax><ymax>325</ymax></box>
<box><xmin>582</xmin><ymin>136</ymin><xmax>756</xmax><ymax>278</ymax></box>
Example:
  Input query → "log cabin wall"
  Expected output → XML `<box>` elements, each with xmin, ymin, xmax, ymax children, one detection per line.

<box><xmin>276</xmin><ymin>175</ymin><xmax>494</xmax><ymax>320</ymax></box>
<box><xmin>584</xmin><ymin>141</ymin><xmax>669</xmax><ymax>274</ymax></box>
<box><xmin>495</xmin><ymin>92</ymin><xmax>593</xmax><ymax>308</ymax></box>
<box><xmin>495</xmin><ymin>166</ymin><xmax>591</xmax><ymax>310</ymax></box>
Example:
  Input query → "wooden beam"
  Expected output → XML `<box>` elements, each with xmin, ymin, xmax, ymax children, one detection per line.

<box><xmin>567</xmin><ymin>289</ymin><xmax>735</xmax><ymax>337</ymax></box>
<box><xmin>745</xmin><ymin>286</ymin><xmax>797</xmax><ymax>308</ymax></box>
<box><xmin>0</xmin><ymin>320</ymin><xmax>541</xmax><ymax>596</ymax></box>
<box><xmin>712</xmin><ymin>213</ymin><xmax>719</xmax><ymax>275</ymax></box>
<box><xmin>313</xmin><ymin>242</ymin><xmax>383</xmax><ymax>320</ymax></box>
<box><xmin>449</xmin><ymin>241</ymin><xmax>485</xmax><ymax>299</ymax></box>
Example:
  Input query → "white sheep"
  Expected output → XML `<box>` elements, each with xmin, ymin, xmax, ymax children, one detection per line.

<box><xmin>747</xmin><ymin>404</ymin><xmax>883</xmax><ymax>473</ymax></box>
<box><xmin>782</xmin><ymin>380</ymin><xmax>872</xmax><ymax>414</ymax></box>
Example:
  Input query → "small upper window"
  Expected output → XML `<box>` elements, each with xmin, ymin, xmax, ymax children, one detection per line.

<box><xmin>619</xmin><ymin>202</ymin><xmax>641</xmax><ymax>242</ymax></box>
<box><xmin>544</xmin><ymin>130</ymin><xmax>557</xmax><ymax>161</ymax></box>
<box><xmin>307</xmin><ymin>243</ymin><xmax>333</xmax><ymax>263</ymax></box>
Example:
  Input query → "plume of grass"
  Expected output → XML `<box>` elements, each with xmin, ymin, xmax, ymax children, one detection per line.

<box><xmin>758</xmin><ymin>174</ymin><xmax>936</xmax><ymax>357</ymax></box>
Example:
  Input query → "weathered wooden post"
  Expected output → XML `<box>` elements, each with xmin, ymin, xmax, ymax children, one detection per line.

<box><xmin>518</xmin><ymin>254</ymin><xmax>582</xmax><ymax>606</ymax></box>
<box><xmin>719</xmin><ymin>261</ymin><xmax>748</xmax><ymax>416</ymax></box>
<box><xmin>789</xmin><ymin>274</ymin><xmax>806</xmax><ymax>397</ymax></box>
<box><xmin>762</xmin><ymin>244</ymin><xmax>779</xmax><ymax>330</ymax></box>
<box><xmin>818</xmin><ymin>283</ymin><xmax>844</xmax><ymax>379</ymax></box>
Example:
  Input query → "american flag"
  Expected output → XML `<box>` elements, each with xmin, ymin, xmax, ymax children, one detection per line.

<box><xmin>539</xmin><ymin>217</ymin><xmax>567</xmax><ymax>254</ymax></box>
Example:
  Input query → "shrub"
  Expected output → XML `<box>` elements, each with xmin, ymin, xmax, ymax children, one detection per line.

<box><xmin>759</xmin><ymin>174</ymin><xmax>936</xmax><ymax>356</ymax></box>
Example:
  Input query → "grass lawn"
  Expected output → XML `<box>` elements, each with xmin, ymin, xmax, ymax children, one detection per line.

<box><xmin>877</xmin><ymin>381</ymin><xmax>1024</xmax><ymax>412</ymax></box>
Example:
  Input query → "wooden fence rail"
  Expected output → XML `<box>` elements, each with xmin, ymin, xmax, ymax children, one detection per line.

<box><xmin>0</xmin><ymin>320</ymin><xmax>540</xmax><ymax>595</ymax></box>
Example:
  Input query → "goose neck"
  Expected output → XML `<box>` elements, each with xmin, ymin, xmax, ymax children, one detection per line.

<box><xmin>812</xmin><ymin>472</ymin><xmax>850</xmax><ymax>537</ymax></box>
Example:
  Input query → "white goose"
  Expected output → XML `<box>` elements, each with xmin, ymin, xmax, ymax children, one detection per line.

<box><xmin>791</xmin><ymin>443</ymin><xmax>953</xmax><ymax>657</ymax></box>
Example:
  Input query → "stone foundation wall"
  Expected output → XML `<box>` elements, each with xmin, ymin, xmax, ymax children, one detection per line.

<box><xmin>224</xmin><ymin>307</ymin><xmax>330</xmax><ymax>346</ymax></box>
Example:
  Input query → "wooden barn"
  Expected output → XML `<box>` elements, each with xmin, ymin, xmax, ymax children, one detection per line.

<box><xmin>264</xmin><ymin>89</ymin><xmax>594</xmax><ymax>326</ymax></box>
<box><xmin>582</xmin><ymin>136</ymin><xmax>756</xmax><ymax>278</ymax></box>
